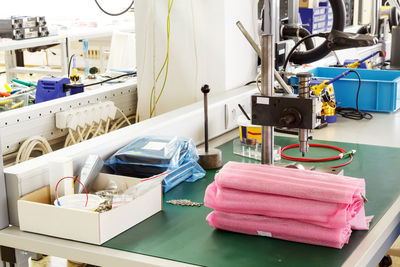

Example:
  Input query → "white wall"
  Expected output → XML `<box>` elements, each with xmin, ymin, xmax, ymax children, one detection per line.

<box><xmin>135</xmin><ymin>0</ymin><xmax>258</xmax><ymax>120</ymax></box>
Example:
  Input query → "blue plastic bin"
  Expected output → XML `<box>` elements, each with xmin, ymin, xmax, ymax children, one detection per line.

<box><xmin>299</xmin><ymin>7</ymin><xmax>327</xmax><ymax>33</ymax></box>
<box><xmin>308</xmin><ymin>67</ymin><xmax>400</xmax><ymax>113</ymax></box>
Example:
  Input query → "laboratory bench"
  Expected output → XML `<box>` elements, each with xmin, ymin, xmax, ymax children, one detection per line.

<box><xmin>1</xmin><ymin>111</ymin><xmax>400</xmax><ymax>267</ymax></box>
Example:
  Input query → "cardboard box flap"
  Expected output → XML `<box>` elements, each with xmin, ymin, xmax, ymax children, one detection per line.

<box><xmin>20</xmin><ymin>185</ymin><xmax>51</xmax><ymax>204</ymax></box>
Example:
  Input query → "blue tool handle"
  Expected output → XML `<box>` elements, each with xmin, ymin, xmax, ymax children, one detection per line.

<box><xmin>325</xmin><ymin>70</ymin><xmax>352</xmax><ymax>85</ymax></box>
<box><xmin>359</xmin><ymin>51</ymin><xmax>380</xmax><ymax>64</ymax></box>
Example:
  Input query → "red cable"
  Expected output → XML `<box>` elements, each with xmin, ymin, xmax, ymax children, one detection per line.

<box><xmin>55</xmin><ymin>176</ymin><xmax>89</xmax><ymax>207</ymax></box>
<box><xmin>141</xmin><ymin>171</ymin><xmax>171</xmax><ymax>182</ymax></box>
<box><xmin>281</xmin><ymin>143</ymin><xmax>353</xmax><ymax>168</ymax></box>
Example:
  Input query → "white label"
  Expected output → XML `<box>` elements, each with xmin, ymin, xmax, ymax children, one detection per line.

<box><xmin>257</xmin><ymin>97</ymin><xmax>269</xmax><ymax>105</ymax></box>
<box><xmin>257</xmin><ymin>231</ymin><xmax>272</xmax><ymax>237</ymax></box>
<box><xmin>143</xmin><ymin>141</ymin><xmax>167</xmax><ymax>151</ymax></box>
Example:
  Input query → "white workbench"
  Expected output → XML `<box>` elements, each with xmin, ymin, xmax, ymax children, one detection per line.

<box><xmin>0</xmin><ymin>109</ymin><xmax>399</xmax><ymax>267</ymax></box>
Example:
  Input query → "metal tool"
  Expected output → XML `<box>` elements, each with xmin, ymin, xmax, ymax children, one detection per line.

<box><xmin>252</xmin><ymin>71</ymin><xmax>322</xmax><ymax>158</ymax></box>
<box><xmin>197</xmin><ymin>85</ymin><xmax>222</xmax><ymax>170</ymax></box>
<box><xmin>297</xmin><ymin>72</ymin><xmax>313</xmax><ymax>156</ymax></box>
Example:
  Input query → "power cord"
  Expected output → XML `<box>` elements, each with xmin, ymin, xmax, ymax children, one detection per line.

<box><xmin>94</xmin><ymin>0</ymin><xmax>134</xmax><ymax>16</ymax></box>
<box><xmin>15</xmin><ymin>136</ymin><xmax>53</xmax><ymax>164</ymax></box>
<box><xmin>65</xmin><ymin>72</ymin><xmax>136</xmax><ymax>89</ymax></box>
<box><xmin>335</xmin><ymin>70</ymin><xmax>373</xmax><ymax>120</ymax></box>
<box><xmin>283</xmin><ymin>33</ymin><xmax>328</xmax><ymax>72</ymax></box>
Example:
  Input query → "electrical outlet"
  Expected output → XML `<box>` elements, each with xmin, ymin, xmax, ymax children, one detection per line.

<box><xmin>224</xmin><ymin>96</ymin><xmax>252</xmax><ymax>130</ymax></box>
<box><xmin>55</xmin><ymin>101</ymin><xmax>117</xmax><ymax>130</ymax></box>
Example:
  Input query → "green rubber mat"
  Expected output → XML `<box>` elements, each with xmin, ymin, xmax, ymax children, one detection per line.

<box><xmin>102</xmin><ymin>136</ymin><xmax>400</xmax><ymax>266</ymax></box>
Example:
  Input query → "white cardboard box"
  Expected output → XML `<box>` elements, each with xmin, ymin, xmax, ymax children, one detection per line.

<box><xmin>18</xmin><ymin>173</ymin><xmax>162</xmax><ymax>245</ymax></box>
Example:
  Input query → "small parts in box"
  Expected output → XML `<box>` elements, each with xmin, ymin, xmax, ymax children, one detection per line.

<box><xmin>18</xmin><ymin>172</ymin><xmax>162</xmax><ymax>245</ymax></box>
<box><xmin>0</xmin><ymin>94</ymin><xmax>28</xmax><ymax>112</ymax></box>
<box><xmin>233</xmin><ymin>139</ymin><xmax>281</xmax><ymax>161</ymax></box>
<box><xmin>236</xmin><ymin>116</ymin><xmax>281</xmax><ymax>161</ymax></box>
<box><xmin>55</xmin><ymin>194</ymin><xmax>103</xmax><ymax>211</ymax></box>
<box><xmin>51</xmin><ymin>154</ymin><xmax>166</xmax><ymax>213</ymax></box>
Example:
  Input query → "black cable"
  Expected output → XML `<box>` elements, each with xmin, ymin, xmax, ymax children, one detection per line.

<box><xmin>245</xmin><ymin>81</ymin><xmax>256</xmax><ymax>86</ymax></box>
<box><xmin>283</xmin><ymin>33</ymin><xmax>327</xmax><ymax>72</ymax></box>
<box><xmin>67</xmin><ymin>54</ymin><xmax>75</xmax><ymax>77</ymax></box>
<box><xmin>335</xmin><ymin>70</ymin><xmax>373</xmax><ymax>120</ymax></box>
<box><xmin>65</xmin><ymin>72</ymin><xmax>136</xmax><ymax>89</ymax></box>
<box><xmin>238</xmin><ymin>104</ymin><xmax>250</xmax><ymax>120</ymax></box>
<box><xmin>94</xmin><ymin>0</ymin><xmax>134</xmax><ymax>16</ymax></box>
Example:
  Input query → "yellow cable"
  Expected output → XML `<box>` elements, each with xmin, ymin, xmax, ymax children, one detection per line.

<box><xmin>152</xmin><ymin>0</ymin><xmax>174</xmax><ymax>116</ymax></box>
<box><xmin>0</xmin><ymin>99</ymin><xmax>13</xmax><ymax>105</ymax></box>
<box><xmin>11</xmin><ymin>100</ymin><xmax>24</xmax><ymax>109</ymax></box>
<box><xmin>150</xmin><ymin>0</ymin><xmax>174</xmax><ymax>118</ymax></box>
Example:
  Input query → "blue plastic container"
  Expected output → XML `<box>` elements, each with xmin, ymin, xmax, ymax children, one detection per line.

<box><xmin>299</xmin><ymin>7</ymin><xmax>327</xmax><ymax>33</ymax></box>
<box><xmin>308</xmin><ymin>67</ymin><xmax>400</xmax><ymax>113</ymax></box>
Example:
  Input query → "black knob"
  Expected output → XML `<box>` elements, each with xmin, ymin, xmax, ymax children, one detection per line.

<box><xmin>279</xmin><ymin>114</ymin><xmax>296</xmax><ymax>126</ymax></box>
<box><xmin>201</xmin><ymin>84</ymin><xmax>210</xmax><ymax>94</ymax></box>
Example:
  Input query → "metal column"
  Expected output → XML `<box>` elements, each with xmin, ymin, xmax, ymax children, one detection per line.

<box><xmin>261</xmin><ymin>34</ymin><xmax>275</xmax><ymax>165</ymax></box>
<box><xmin>261</xmin><ymin>0</ymin><xmax>278</xmax><ymax>165</ymax></box>
<box><xmin>288</xmin><ymin>0</ymin><xmax>300</xmax><ymax>26</ymax></box>
<box><xmin>263</xmin><ymin>0</ymin><xmax>280</xmax><ymax>40</ymax></box>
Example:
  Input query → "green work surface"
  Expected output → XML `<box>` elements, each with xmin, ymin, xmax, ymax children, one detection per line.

<box><xmin>103</xmin><ymin>136</ymin><xmax>400</xmax><ymax>267</ymax></box>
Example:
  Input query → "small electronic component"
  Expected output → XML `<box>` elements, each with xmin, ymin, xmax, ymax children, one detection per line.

<box><xmin>69</xmin><ymin>56</ymin><xmax>80</xmax><ymax>83</ymax></box>
<box><xmin>0</xmin><ymin>16</ymin><xmax>48</xmax><ymax>40</ymax></box>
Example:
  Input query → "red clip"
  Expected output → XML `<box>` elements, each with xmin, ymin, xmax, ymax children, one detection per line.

<box><xmin>0</xmin><ymin>92</ymin><xmax>10</xmax><ymax>97</ymax></box>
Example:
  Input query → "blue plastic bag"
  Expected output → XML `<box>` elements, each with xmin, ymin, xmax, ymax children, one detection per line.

<box><xmin>105</xmin><ymin>136</ymin><xmax>205</xmax><ymax>192</ymax></box>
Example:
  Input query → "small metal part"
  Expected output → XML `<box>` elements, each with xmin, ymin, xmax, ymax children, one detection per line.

<box><xmin>285</xmin><ymin>162</ymin><xmax>305</xmax><ymax>170</ymax></box>
<box><xmin>94</xmin><ymin>199</ymin><xmax>113</xmax><ymax>213</ymax></box>
<box><xmin>361</xmin><ymin>193</ymin><xmax>368</xmax><ymax>203</ymax></box>
<box><xmin>275</xmin><ymin>162</ymin><xmax>344</xmax><ymax>175</ymax></box>
<box><xmin>201</xmin><ymin>85</ymin><xmax>210</xmax><ymax>153</ymax></box>
<box><xmin>166</xmin><ymin>199</ymin><xmax>203</xmax><ymax>207</ymax></box>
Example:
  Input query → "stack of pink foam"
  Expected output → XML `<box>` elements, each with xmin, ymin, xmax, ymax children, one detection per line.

<box><xmin>204</xmin><ymin>161</ymin><xmax>373</xmax><ymax>249</ymax></box>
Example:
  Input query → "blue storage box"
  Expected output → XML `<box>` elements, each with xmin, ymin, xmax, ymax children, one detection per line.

<box><xmin>319</xmin><ymin>0</ymin><xmax>329</xmax><ymax>6</ymax></box>
<box><xmin>308</xmin><ymin>67</ymin><xmax>400</xmax><ymax>113</ymax></box>
<box><xmin>299</xmin><ymin>7</ymin><xmax>327</xmax><ymax>33</ymax></box>
<box><xmin>326</xmin><ymin>7</ymin><xmax>333</xmax><ymax>31</ymax></box>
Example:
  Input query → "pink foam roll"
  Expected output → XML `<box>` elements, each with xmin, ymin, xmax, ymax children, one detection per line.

<box><xmin>223</xmin><ymin>161</ymin><xmax>365</xmax><ymax>194</ymax></box>
<box><xmin>206</xmin><ymin>210</ymin><xmax>352</xmax><ymax>249</ymax></box>
<box><xmin>216</xmin><ymin>162</ymin><xmax>364</xmax><ymax>204</ymax></box>
<box><xmin>204</xmin><ymin>182</ymin><xmax>360</xmax><ymax>228</ymax></box>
